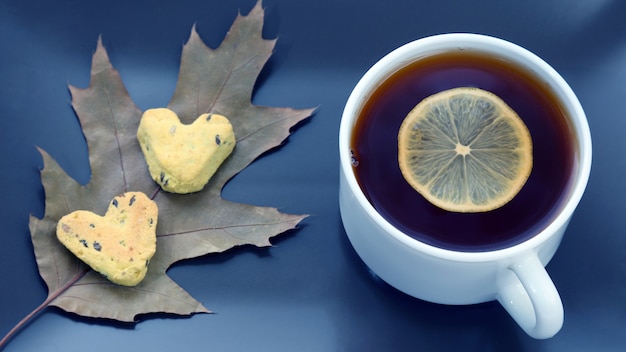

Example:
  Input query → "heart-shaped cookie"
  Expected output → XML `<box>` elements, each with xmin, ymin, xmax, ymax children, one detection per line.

<box><xmin>56</xmin><ymin>192</ymin><xmax>158</xmax><ymax>287</ymax></box>
<box><xmin>137</xmin><ymin>108</ymin><xmax>236</xmax><ymax>194</ymax></box>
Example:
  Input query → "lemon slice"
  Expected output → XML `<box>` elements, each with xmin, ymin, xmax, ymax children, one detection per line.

<box><xmin>398</xmin><ymin>87</ymin><xmax>532</xmax><ymax>213</ymax></box>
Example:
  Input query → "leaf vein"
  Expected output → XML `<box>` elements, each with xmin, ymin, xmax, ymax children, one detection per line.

<box><xmin>235</xmin><ymin>113</ymin><xmax>292</xmax><ymax>143</ymax></box>
<box><xmin>206</xmin><ymin>61</ymin><xmax>234</xmax><ymax>114</ymax></box>
<box><xmin>157</xmin><ymin>218</ymin><xmax>294</xmax><ymax>238</ymax></box>
<box><xmin>103</xmin><ymin>85</ymin><xmax>128</xmax><ymax>192</ymax></box>
<box><xmin>72</xmin><ymin>282</ymin><xmax>201</xmax><ymax>308</ymax></box>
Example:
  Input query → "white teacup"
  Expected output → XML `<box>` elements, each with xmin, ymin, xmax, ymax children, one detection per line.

<box><xmin>339</xmin><ymin>33</ymin><xmax>592</xmax><ymax>339</ymax></box>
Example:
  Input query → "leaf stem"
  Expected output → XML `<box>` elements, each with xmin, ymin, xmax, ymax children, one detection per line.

<box><xmin>150</xmin><ymin>186</ymin><xmax>161</xmax><ymax>200</ymax></box>
<box><xmin>0</xmin><ymin>268</ymin><xmax>89</xmax><ymax>350</ymax></box>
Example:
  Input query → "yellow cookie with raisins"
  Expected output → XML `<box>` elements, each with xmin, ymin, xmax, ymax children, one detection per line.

<box><xmin>137</xmin><ymin>108</ymin><xmax>236</xmax><ymax>194</ymax></box>
<box><xmin>56</xmin><ymin>192</ymin><xmax>158</xmax><ymax>287</ymax></box>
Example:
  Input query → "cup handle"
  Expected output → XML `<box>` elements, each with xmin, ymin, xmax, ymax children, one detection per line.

<box><xmin>496</xmin><ymin>254</ymin><xmax>563</xmax><ymax>339</ymax></box>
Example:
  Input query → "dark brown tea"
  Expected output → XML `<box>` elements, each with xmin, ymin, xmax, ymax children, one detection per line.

<box><xmin>350</xmin><ymin>51</ymin><xmax>577</xmax><ymax>252</ymax></box>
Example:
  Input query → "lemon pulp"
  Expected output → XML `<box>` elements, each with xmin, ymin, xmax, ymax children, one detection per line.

<box><xmin>397</xmin><ymin>87</ymin><xmax>532</xmax><ymax>213</ymax></box>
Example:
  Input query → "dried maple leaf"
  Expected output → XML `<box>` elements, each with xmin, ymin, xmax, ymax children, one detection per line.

<box><xmin>1</xmin><ymin>1</ymin><xmax>313</xmax><ymax>347</ymax></box>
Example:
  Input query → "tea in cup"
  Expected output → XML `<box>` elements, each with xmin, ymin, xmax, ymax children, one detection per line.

<box><xmin>339</xmin><ymin>33</ymin><xmax>592</xmax><ymax>339</ymax></box>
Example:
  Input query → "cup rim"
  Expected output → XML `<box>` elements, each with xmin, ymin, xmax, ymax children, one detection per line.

<box><xmin>339</xmin><ymin>33</ymin><xmax>592</xmax><ymax>263</ymax></box>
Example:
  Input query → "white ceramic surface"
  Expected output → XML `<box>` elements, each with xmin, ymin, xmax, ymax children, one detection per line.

<box><xmin>339</xmin><ymin>33</ymin><xmax>592</xmax><ymax>339</ymax></box>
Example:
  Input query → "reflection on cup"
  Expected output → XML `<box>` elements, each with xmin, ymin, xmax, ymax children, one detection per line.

<box><xmin>339</xmin><ymin>33</ymin><xmax>592</xmax><ymax>339</ymax></box>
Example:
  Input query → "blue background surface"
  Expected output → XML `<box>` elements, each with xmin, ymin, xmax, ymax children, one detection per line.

<box><xmin>1</xmin><ymin>0</ymin><xmax>625</xmax><ymax>350</ymax></box>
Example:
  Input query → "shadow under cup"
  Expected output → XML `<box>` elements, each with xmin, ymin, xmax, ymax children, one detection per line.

<box><xmin>349</xmin><ymin>47</ymin><xmax>579</xmax><ymax>253</ymax></box>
